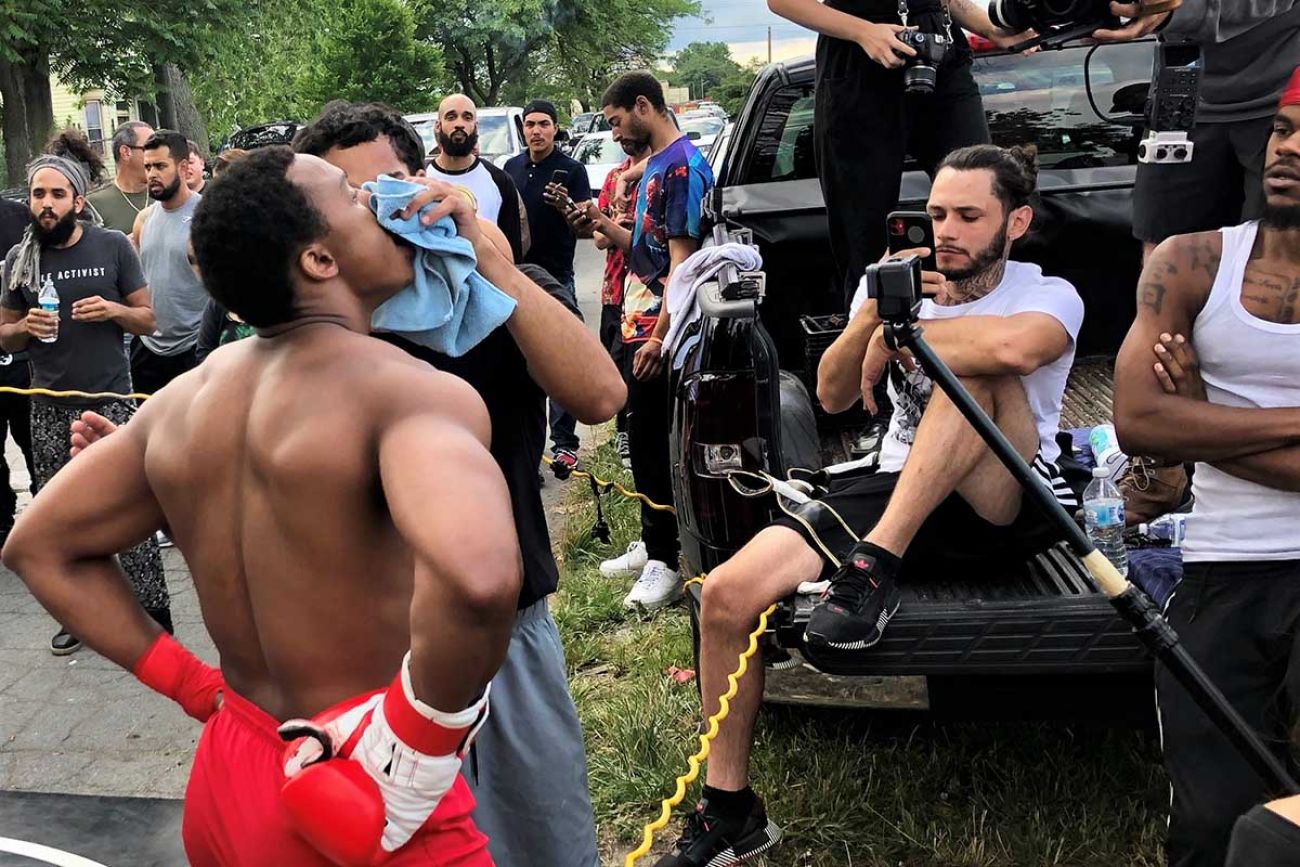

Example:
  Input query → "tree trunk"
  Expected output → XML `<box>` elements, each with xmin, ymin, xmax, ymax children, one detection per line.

<box><xmin>165</xmin><ymin>65</ymin><xmax>209</xmax><ymax>154</ymax></box>
<box><xmin>0</xmin><ymin>57</ymin><xmax>33</xmax><ymax>187</ymax></box>
<box><xmin>20</xmin><ymin>48</ymin><xmax>53</xmax><ymax>154</ymax></box>
<box><xmin>153</xmin><ymin>62</ymin><xmax>177</xmax><ymax>130</ymax></box>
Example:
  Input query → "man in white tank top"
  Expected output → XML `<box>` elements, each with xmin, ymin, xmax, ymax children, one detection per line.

<box><xmin>1114</xmin><ymin>66</ymin><xmax>1300</xmax><ymax>867</ymax></box>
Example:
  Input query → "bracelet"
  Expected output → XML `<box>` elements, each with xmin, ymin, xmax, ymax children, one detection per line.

<box><xmin>644</xmin><ymin>337</ymin><xmax>664</xmax><ymax>346</ymax></box>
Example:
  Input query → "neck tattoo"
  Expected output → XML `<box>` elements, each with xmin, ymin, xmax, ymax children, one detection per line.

<box><xmin>942</xmin><ymin>259</ymin><xmax>1006</xmax><ymax>305</ymax></box>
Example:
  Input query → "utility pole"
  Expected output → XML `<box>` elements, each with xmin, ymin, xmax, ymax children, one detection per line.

<box><xmin>768</xmin><ymin>25</ymin><xmax>773</xmax><ymax>63</ymax></box>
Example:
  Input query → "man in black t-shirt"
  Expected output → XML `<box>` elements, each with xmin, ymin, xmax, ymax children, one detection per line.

<box><xmin>504</xmin><ymin>99</ymin><xmax>593</xmax><ymax>470</ymax></box>
<box><xmin>0</xmin><ymin>156</ymin><xmax>168</xmax><ymax>656</ymax></box>
<box><xmin>293</xmin><ymin>102</ymin><xmax>623</xmax><ymax>867</ymax></box>
<box><xmin>0</xmin><ymin>196</ymin><xmax>36</xmax><ymax>539</ymax></box>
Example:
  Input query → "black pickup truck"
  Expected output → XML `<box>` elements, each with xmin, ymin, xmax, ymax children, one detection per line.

<box><xmin>671</xmin><ymin>39</ymin><xmax>1163</xmax><ymax>700</ymax></box>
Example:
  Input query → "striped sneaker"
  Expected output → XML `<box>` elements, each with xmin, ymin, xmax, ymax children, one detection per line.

<box><xmin>804</xmin><ymin>544</ymin><xmax>902</xmax><ymax>651</ymax></box>
<box><xmin>654</xmin><ymin>795</ymin><xmax>782</xmax><ymax>866</ymax></box>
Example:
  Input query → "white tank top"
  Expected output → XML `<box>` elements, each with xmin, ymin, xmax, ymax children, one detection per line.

<box><xmin>1183</xmin><ymin>221</ymin><xmax>1300</xmax><ymax>563</ymax></box>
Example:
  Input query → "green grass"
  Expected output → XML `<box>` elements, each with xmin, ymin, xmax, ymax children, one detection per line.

<box><xmin>552</xmin><ymin>436</ymin><xmax>1168</xmax><ymax>866</ymax></box>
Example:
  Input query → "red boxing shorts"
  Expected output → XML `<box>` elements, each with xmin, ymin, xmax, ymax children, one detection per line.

<box><xmin>182</xmin><ymin>687</ymin><xmax>491</xmax><ymax>866</ymax></box>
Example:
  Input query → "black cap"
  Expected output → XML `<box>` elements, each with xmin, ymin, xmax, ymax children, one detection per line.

<box><xmin>522</xmin><ymin>100</ymin><xmax>558</xmax><ymax>123</ymax></box>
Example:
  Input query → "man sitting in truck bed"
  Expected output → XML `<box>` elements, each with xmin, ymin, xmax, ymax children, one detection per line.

<box><xmin>660</xmin><ymin>144</ymin><xmax>1084</xmax><ymax>867</ymax></box>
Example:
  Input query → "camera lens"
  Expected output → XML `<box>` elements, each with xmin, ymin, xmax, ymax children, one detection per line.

<box><xmin>890</xmin><ymin>218</ymin><xmax>906</xmax><ymax>235</ymax></box>
<box><xmin>904</xmin><ymin>64</ymin><xmax>938</xmax><ymax>95</ymax></box>
<box><xmin>988</xmin><ymin>0</ymin><xmax>1031</xmax><ymax>32</ymax></box>
<box><xmin>1173</xmin><ymin>146</ymin><xmax>1188</xmax><ymax>161</ymax></box>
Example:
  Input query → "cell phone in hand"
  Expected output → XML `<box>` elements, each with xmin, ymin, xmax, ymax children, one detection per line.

<box><xmin>886</xmin><ymin>211</ymin><xmax>937</xmax><ymax>274</ymax></box>
<box><xmin>550</xmin><ymin>168</ymin><xmax>577</xmax><ymax>211</ymax></box>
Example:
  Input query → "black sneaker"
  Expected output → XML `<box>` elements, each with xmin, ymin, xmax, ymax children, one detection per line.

<box><xmin>550</xmin><ymin>448</ymin><xmax>579</xmax><ymax>480</ymax></box>
<box><xmin>655</xmin><ymin>795</ymin><xmax>782</xmax><ymax>866</ymax></box>
<box><xmin>804</xmin><ymin>543</ymin><xmax>902</xmax><ymax>651</ymax></box>
<box><xmin>50</xmin><ymin>629</ymin><xmax>81</xmax><ymax>656</ymax></box>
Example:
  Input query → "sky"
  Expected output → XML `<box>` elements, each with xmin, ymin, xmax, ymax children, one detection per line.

<box><xmin>668</xmin><ymin>0</ymin><xmax>992</xmax><ymax>65</ymax></box>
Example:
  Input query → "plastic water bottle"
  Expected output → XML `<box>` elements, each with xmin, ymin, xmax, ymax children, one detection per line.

<box><xmin>1088</xmin><ymin>423</ymin><xmax>1128</xmax><ymax>482</ymax></box>
<box><xmin>36</xmin><ymin>274</ymin><xmax>58</xmax><ymax>344</ymax></box>
<box><xmin>1084</xmin><ymin>466</ymin><xmax>1128</xmax><ymax>577</ymax></box>
<box><xmin>1139</xmin><ymin>513</ymin><xmax>1188</xmax><ymax>548</ymax></box>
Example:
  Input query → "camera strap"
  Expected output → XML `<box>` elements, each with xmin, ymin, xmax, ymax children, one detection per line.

<box><xmin>896</xmin><ymin>0</ymin><xmax>954</xmax><ymax>40</ymax></box>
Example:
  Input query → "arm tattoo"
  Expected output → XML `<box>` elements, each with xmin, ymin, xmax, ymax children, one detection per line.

<box><xmin>1138</xmin><ymin>279</ymin><xmax>1167</xmax><ymax>314</ymax></box>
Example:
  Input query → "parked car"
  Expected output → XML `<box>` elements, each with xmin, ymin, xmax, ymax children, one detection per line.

<box><xmin>220</xmin><ymin>120</ymin><xmax>303</xmax><ymax>152</ymax></box>
<box><xmin>565</xmin><ymin>111</ymin><xmax>611</xmax><ymax>154</ymax></box>
<box><xmin>678</xmin><ymin>112</ymin><xmax>726</xmax><ymax>152</ymax></box>
<box><xmin>405</xmin><ymin>106</ymin><xmax>527</xmax><ymax>169</ymax></box>
<box><xmin>570</xmin><ymin>131</ymin><xmax>627</xmax><ymax>192</ymax></box>
<box><xmin>673</xmin><ymin>39</ymin><xmax>1161</xmax><ymax>707</ymax></box>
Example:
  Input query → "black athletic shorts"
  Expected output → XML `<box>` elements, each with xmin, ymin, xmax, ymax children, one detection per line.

<box><xmin>771</xmin><ymin>458</ymin><xmax>1071</xmax><ymax>583</ymax></box>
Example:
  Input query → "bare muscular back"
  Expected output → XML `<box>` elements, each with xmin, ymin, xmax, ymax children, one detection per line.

<box><xmin>138</xmin><ymin>324</ymin><xmax>503</xmax><ymax>720</ymax></box>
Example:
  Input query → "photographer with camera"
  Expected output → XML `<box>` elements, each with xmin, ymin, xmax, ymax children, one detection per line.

<box><xmin>654</xmin><ymin>144</ymin><xmax>1083</xmax><ymax>867</ymax></box>
<box><xmin>768</xmin><ymin>0</ymin><xmax>1038</xmax><ymax>307</ymax></box>
<box><xmin>1092</xmin><ymin>0</ymin><xmax>1300</xmax><ymax>257</ymax></box>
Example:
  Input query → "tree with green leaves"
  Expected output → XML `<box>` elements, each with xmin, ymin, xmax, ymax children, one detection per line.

<box><xmin>668</xmin><ymin>41</ymin><xmax>742</xmax><ymax>102</ymax></box>
<box><xmin>305</xmin><ymin>0</ymin><xmax>445</xmax><ymax>113</ymax></box>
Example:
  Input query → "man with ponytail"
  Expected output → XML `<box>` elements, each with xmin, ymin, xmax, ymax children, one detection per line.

<box><xmin>654</xmin><ymin>143</ymin><xmax>1084</xmax><ymax>867</ymax></box>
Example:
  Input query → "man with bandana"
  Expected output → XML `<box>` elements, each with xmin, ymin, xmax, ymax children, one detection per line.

<box><xmin>0</xmin><ymin>154</ymin><xmax>167</xmax><ymax>656</ymax></box>
<box><xmin>1114</xmin><ymin>65</ymin><xmax>1300</xmax><ymax>867</ymax></box>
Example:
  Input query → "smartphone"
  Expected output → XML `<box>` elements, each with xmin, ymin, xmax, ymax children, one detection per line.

<box><xmin>886</xmin><ymin>211</ymin><xmax>936</xmax><ymax>273</ymax></box>
<box><xmin>550</xmin><ymin>168</ymin><xmax>577</xmax><ymax>211</ymax></box>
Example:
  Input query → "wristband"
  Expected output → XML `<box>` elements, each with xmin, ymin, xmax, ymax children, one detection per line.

<box><xmin>381</xmin><ymin>653</ymin><xmax>489</xmax><ymax>757</ymax></box>
<box><xmin>132</xmin><ymin>632</ymin><xmax>224</xmax><ymax>723</ymax></box>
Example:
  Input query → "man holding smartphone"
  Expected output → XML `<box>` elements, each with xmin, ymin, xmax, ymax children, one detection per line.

<box><xmin>505</xmin><ymin>99</ymin><xmax>592</xmax><ymax>471</ymax></box>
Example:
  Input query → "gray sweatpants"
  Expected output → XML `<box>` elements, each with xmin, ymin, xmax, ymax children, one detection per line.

<box><xmin>463</xmin><ymin>598</ymin><xmax>598</xmax><ymax>867</ymax></box>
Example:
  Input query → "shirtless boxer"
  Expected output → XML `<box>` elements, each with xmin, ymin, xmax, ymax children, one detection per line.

<box><xmin>3</xmin><ymin>146</ymin><xmax>522</xmax><ymax>866</ymax></box>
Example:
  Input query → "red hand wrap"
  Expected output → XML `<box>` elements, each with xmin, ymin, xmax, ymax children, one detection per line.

<box><xmin>132</xmin><ymin>633</ymin><xmax>224</xmax><ymax>723</ymax></box>
<box><xmin>1281</xmin><ymin>66</ymin><xmax>1300</xmax><ymax>110</ymax></box>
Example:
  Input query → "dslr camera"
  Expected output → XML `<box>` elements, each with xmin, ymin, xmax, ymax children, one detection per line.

<box><xmin>864</xmin><ymin>255</ymin><xmax>924</xmax><ymax>323</ymax></box>
<box><xmin>897</xmin><ymin>29</ymin><xmax>952</xmax><ymax>95</ymax></box>
<box><xmin>988</xmin><ymin>0</ymin><xmax>1116</xmax><ymax>32</ymax></box>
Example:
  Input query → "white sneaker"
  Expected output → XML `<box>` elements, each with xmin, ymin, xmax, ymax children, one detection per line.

<box><xmin>600</xmin><ymin>540</ymin><xmax>648</xmax><ymax>578</ymax></box>
<box><xmin>623</xmin><ymin>560</ymin><xmax>683</xmax><ymax>611</ymax></box>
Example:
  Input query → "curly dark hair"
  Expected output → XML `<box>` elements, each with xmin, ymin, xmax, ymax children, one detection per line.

<box><xmin>601</xmin><ymin>71</ymin><xmax>667</xmax><ymax>113</ymax></box>
<box><xmin>45</xmin><ymin>128</ymin><xmax>106</xmax><ymax>186</ymax></box>
<box><xmin>292</xmin><ymin>102</ymin><xmax>424</xmax><ymax>175</ymax></box>
<box><xmin>191</xmin><ymin>147</ymin><xmax>326</xmax><ymax>328</ymax></box>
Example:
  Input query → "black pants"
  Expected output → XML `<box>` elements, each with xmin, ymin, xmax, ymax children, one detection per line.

<box><xmin>29</xmin><ymin>398</ymin><xmax>168</xmax><ymax>611</ymax></box>
<box><xmin>130</xmin><ymin>338</ymin><xmax>197</xmax><ymax>397</ymax></box>
<box><xmin>0</xmin><ymin>360</ymin><xmax>33</xmax><ymax>528</ymax></box>
<box><xmin>1156</xmin><ymin>560</ymin><xmax>1300</xmax><ymax>867</ymax></box>
<box><xmin>815</xmin><ymin>31</ymin><xmax>989</xmax><ymax>306</ymax></box>
<box><xmin>600</xmin><ymin>304</ymin><xmax>628</xmax><ymax>433</ymax></box>
<box><xmin>621</xmin><ymin>342</ymin><xmax>677</xmax><ymax>564</ymax></box>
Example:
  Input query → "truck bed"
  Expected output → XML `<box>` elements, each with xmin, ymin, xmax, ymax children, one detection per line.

<box><xmin>693</xmin><ymin>358</ymin><xmax>1152</xmax><ymax>678</ymax></box>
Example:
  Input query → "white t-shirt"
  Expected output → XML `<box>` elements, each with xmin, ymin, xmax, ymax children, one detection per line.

<box><xmin>849</xmin><ymin>260</ymin><xmax>1084</xmax><ymax>473</ymax></box>
<box><xmin>424</xmin><ymin>158</ymin><xmax>505</xmax><ymax>223</ymax></box>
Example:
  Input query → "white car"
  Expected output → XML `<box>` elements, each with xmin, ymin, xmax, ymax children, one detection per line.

<box><xmin>678</xmin><ymin>114</ymin><xmax>727</xmax><ymax>153</ymax></box>
<box><xmin>570</xmin><ymin>131</ymin><xmax>629</xmax><ymax>193</ymax></box>
<box><xmin>405</xmin><ymin>107</ymin><xmax>527</xmax><ymax>169</ymax></box>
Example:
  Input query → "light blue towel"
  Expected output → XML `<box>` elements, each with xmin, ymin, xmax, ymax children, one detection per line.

<box><xmin>365</xmin><ymin>175</ymin><xmax>516</xmax><ymax>357</ymax></box>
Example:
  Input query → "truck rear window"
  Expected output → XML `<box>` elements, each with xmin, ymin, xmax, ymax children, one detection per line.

<box><xmin>740</xmin><ymin>41</ymin><xmax>1152</xmax><ymax>184</ymax></box>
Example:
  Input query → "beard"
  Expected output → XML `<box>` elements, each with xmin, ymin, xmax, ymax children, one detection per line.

<box><xmin>1262</xmin><ymin>201</ymin><xmax>1300</xmax><ymax>230</ymax></box>
<box><xmin>149</xmin><ymin>176</ymin><xmax>182</xmax><ymax>202</ymax></box>
<box><xmin>939</xmin><ymin>220</ymin><xmax>1009</xmax><ymax>284</ymax></box>
<box><xmin>438</xmin><ymin>129</ymin><xmax>478</xmax><ymax>158</ymax></box>
<box><xmin>33</xmin><ymin>208</ymin><xmax>79</xmax><ymax>246</ymax></box>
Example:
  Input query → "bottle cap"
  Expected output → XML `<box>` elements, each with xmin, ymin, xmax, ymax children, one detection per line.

<box><xmin>1092</xmin><ymin>467</ymin><xmax>1108</xmax><ymax>479</ymax></box>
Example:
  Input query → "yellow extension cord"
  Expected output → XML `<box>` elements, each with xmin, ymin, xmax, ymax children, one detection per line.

<box><xmin>0</xmin><ymin>386</ymin><xmax>153</xmax><ymax>401</ymax></box>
